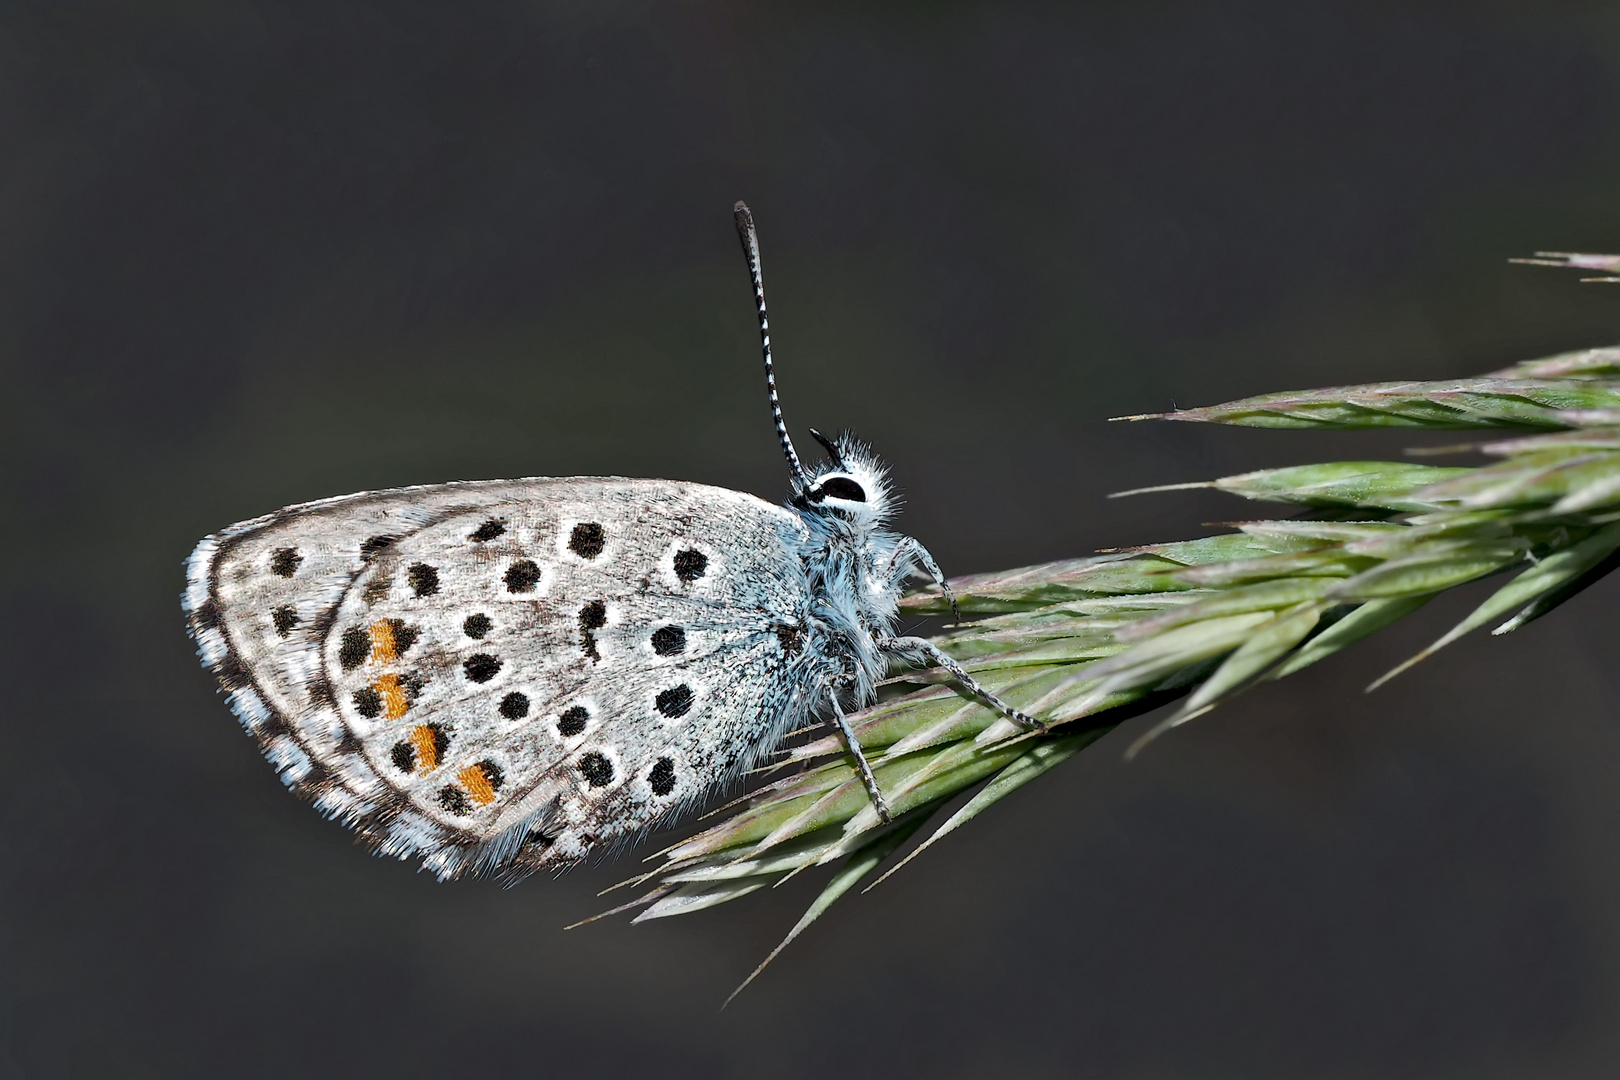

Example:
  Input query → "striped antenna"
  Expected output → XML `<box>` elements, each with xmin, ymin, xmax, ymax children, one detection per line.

<box><xmin>734</xmin><ymin>201</ymin><xmax>808</xmax><ymax>489</ymax></box>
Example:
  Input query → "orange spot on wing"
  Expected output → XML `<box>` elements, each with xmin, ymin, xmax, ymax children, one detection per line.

<box><xmin>458</xmin><ymin>764</ymin><xmax>497</xmax><ymax>806</ymax></box>
<box><xmin>369</xmin><ymin>620</ymin><xmax>399</xmax><ymax>664</ymax></box>
<box><xmin>374</xmin><ymin>674</ymin><xmax>409</xmax><ymax>720</ymax></box>
<box><xmin>409</xmin><ymin>725</ymin><xmax>440</xmax><ymax>772</ymax></box>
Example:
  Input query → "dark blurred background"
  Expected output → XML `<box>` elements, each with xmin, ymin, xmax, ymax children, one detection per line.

<box><xmin>7</xmin><ymin>2</ymin><xmax>1620</xmax><ymax>1076</ymax></box>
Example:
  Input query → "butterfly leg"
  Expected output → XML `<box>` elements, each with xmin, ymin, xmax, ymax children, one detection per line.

<box><xmin>891</xmin><ymin>536</ymin><xmax>960</xmax><ymax>624</ymax></box>
<box><xmin>829</xmin><ymin>692</ymin><xmax>892</xmax><ymax>823</ymax></box>
<box><xmin>878</xmin><ymin>635</ymin><xmax>1046</xmax><ymax>731</ymax></box>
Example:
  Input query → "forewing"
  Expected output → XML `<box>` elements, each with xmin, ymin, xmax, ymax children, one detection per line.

<box><xmin>184</xmin><ymin>477</ymin><xmax>810</xmax><ymax>879</ymax></box>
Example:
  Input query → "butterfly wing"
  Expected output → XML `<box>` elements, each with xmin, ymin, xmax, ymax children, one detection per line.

<box><xmin>184</xmin><ymin>477</ymin><xmax>814</xmax><ymax>879</ymax></box>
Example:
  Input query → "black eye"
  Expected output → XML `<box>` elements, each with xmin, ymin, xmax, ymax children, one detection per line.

<box><xmin>812</xmin><ymin>476</ymin><xmax>867</xmax><ymax>503</ymax></box>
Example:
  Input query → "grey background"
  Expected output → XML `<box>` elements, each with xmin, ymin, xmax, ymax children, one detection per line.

<box><xmin>6</xmin><ymin>2</ymin><xmax>1620</xmax><ymax>1076</ymax></box>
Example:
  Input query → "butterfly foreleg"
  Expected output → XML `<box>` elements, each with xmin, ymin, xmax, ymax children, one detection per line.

<box><xmin>877</xmin><ymin>635</ymin><xmax>1045</xmax><ymax>732</ymax></box>
<box><xmin>889</xmin><ymin>536</ymin><xmax>960</xmax><ymax>625</ymax></box>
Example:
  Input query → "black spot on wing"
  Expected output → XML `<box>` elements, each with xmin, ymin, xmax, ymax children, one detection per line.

<box><xmin>352</xmin><ymin>687</ymin><xmax>382</xmax><ymax>718</ymax></box>
<box><xmin>504</xmin><ymin>560</ymin><xmax>540</xmax><ymax>592</ymax></box>
<box><xmin>438</xmin><ymin>786</ymin><xmax>471</xmax><ymax>815</ymax></box>
<box><xmin>578</xmin><ymin>601</ymin><xmax>606</xmax><ymax>662</ymax></box>
<box><xmin>557</xmin><ymin>705</ymin><xmax>588</xmax><ymax>737</ymax></box>
<box><xmin>499</xmin><ymin>691</ymin><xmax>529</xmax><ymax>719</ymax></box>
<box><xmin>650</xmin><ymin>757</ymin><xmax>676</xmax><ymax>796</ymax></box>
<box><xmin>579</xmin><ymin>601</ymin><xmax>607</xmax><ymax>630</ymax></box>
<box><xmin>651</xmin><ymin>625</ymin><xmax>686</xmax><ymax>656</ymax></box>
<box><xmin>463</xmin><ymin>654</ymin><xmax>502</xmax><ymax>683</ymax></box>
<box><xmin>271</xmin><ymin>605</ymin><xmax>299</xmax><ymax>637</ymax></box>
<box><xmin>569</xmin><ymin>522</ymin><xmax>605</xmax><ymax>559</ymax></box>
<box><xmin>463</xmin><ymin>613</ymin><xmax>492</xmax><ymax>639</ymax></box>
<box><xmin>578</xmin><ymin>752</ymin><xmax>613</xmax><ymax>787</ymax></box>
<box><xmin>673</xmin><ymin>548</ymin><xmax>707</xmax><ymax>582</ymax></box>
<box><xmin>389</xmin><ymin>619</ymin><xmax>419</xmax><ymax>654</ymax></box>
<box><xmin>407</xmin><ymin>563</ymin><xmax>440</xmax><ymax>598</ymax></box>
<box><xmin>339</xmin><ymin>627</ymin><xmax>369</xmax><ymax>670</ymax></box>
<box><xmin>656</xmin><ymin>685</ymin><xmax>693</xmax><ymax>719</ymax></box>
<box><xmin>270</xmin><ymin>548</ymin><xmax>302</xmax><ymax>577</ymax></box>
<box><xmin>470</xmin><ymin>519</ymin><xmax>506</xmax><ymax>542</ymax></box>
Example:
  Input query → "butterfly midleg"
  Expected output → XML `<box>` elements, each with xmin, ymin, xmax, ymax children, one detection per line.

<box><xmin>828</xmin><ymin>691</ymin><xmax>892</xmax><ymax>823</ymax></box>
<box><xmin>878</xmin><ymin>635</ymin><xmax>1046</xmax><ymax>731</ymax></box>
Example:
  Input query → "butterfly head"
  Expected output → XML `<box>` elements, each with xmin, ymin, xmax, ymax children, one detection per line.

<box><xmin>797</xmin><ymin>428</ymin><xmax>894</xmax><ymax>527</ymax></box>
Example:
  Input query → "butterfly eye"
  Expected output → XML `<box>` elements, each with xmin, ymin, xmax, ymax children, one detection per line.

<box><xmin>810</xmin><ymin>476</ymin><xmax>867</xmax><ymax>503</ymax></box>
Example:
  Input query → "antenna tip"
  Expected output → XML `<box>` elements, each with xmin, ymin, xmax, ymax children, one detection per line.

<box><xmin>733</xmin><ymin>202</ymin><xmax>759</xmax><ymax>249</ymax></box>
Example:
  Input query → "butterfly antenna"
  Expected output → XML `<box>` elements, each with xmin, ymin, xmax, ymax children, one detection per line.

<box><xmin>734</xmin><ymin>201</ymin><xmax>808</xmax><ymax>490</ymax></box>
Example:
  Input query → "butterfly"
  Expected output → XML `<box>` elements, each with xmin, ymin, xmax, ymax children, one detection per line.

<box><xmin>183</xmin><ymin>203</ymin><xmax>1040</xmax><ymax>881</ymax></box>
